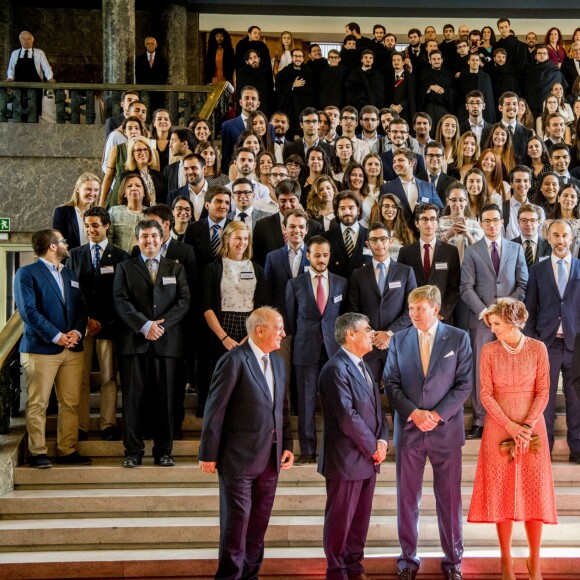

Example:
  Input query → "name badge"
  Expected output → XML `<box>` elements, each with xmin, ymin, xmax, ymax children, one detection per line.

<box><xmin>162</xmin><ymin>276</ymin><xmax>177</xmax><ymax>285</ymax></box>
<box><xmin>240</xmin><ymin>271</ymin><xmax>255</xmax><ymax>280</ymax></box>
<box><xmin>362</xmin><ymin>248</ymin><xmax>373</xmax><ymax>256</ymax></box>
<box><xmin>435</xmin><ymin>262</ymin><xmax>448</xmax><ymax>270</ymax></box>
<box><xmin>100</xmin><ymin>266</ymin><xmax>114</xmax><ymax>274</ymax></box>
<box><xmin>389</xmin><ymin>281</ymin><xmax>402</xmax><ymax>289</ymax></box>
<box><xmin>421</xmin><ymin>196</ymin><xmax>429</xmax><ymax>203</ymax></box>
<box><xmin>71</xmin><ymin>280</ymin><xmax>80</xmax><ymax>288</ymax></box>
<box><xmin>333</xmin><ymin>294</ymin><xmax>342</xmax><ymax>303</ymax></box>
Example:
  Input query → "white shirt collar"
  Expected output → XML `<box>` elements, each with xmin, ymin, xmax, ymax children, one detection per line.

<box><xmin>309</xmin><ymin>267</ymin><xmax>328</xmax><ymax>279</ymax></box>
<box><xmin>485</xmin><ymin>236</ymin><xmax>502</xmax><ymax>250</ymax></box>
<box><xmin>551</xmin><ymin>252</ymin><xmax>572</xmax><ymax>267</ymax></box>
<box><xmin>340</xmin><ymin>222</ymin><xmax>360</xmax><ymax>235</ymax></box>
<box><xmin>372</xmin><ymin>257</ymin><xmax>391</xmax><ymax>269</ymax></box>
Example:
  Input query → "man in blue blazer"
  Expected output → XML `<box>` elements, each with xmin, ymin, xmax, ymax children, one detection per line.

<box><xmin>348</xmin><ymin>222</ymin><xmax>417</xmax><ymax>383</ymax></box>
<box><xmin>286</xmin><ymin>235</ymin><xmax>348</xmax><ymax>463</ymax></box>
<box><xmin>14</xmin><ymin>229</ymin><xmax>89</xmax><ymax>468</ymax></box>
<box><xmin>199</xmin><ymin>307</ymin><xmax>294</xmax><ymax>580</ymax></box>
<box><xmin>384</xmin><ymin>285</ymin><xmax>472</xmax><ymax>580</ymax></box>
<box><xmin>379</xmin><ymin>147</ymin><xmax>443</xmax><ymax>233</ymax></box>
<box><xmin>318</xmin><ymin>312</ymin><xmax>389</xmax><ymax>580</ymax></box>
<box><xmin>460</xmin><ymin>203</ymin><xmax>528</xmax><ymax>439</ymax></box>
<box><xmin>524</xmin><ymin>220</ymin><xmax>580</xmax><ymax>459</ymax></box>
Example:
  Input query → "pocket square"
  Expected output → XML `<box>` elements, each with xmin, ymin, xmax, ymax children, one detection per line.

<box><xmin>443</xmin><ymin>351</ymin><xmax>455</xmax><ymax>358</ymax></box>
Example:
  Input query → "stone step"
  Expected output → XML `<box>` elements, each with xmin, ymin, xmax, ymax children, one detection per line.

<box><xmin>1</xmin><ymin>546</ymin><xmax>579</xmax><ymax>580</ymax></box>
<box><xmin>13</xmin><ymin>458</ymin><xmax>580</xmax><ymax>489</ymax></box>
<box><xmin>3</xmin><ymin>485</ymin><xmax>580</xmax><ymax>519</ymax></box>
<box><xmin>0</xmin><ymin>514</ymin><xmax>576</xmax><ymax>552</ymax></box>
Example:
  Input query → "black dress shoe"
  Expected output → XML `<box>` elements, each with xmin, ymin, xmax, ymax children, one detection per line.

<box><xmin>465</xmin><ymin>425</ymin><xmax>484</xmax><ymax>439</ymax></box>
<box><xmin>154</xmin><ymin>454</ymin><xmax>175</xmax><ymax>467</ymax></box>
<box><xmin>77</xmin><ymin>429</ymin><xmax>89</xmax><ymax>441</ymax></box>
<box><xmin>295</xmin><ymin>454</ymin><xmax>317</xmax><ymax>465</ymax></box>
<box><xmin>123</xmin><ymin>455</ymin><xmax>142</xmax><ymax>468</ymax></box>
<box><xmin>445</xmin><ymin>570</ymin><xmax>463</xmax><ymax>580</ymax></box>
<box><xmin>397</xmin><ymin>569</ymin><xmax>417</xmax><ymax>580</ymax></box>
<box><xmin>56</xmin><ymin>451</ymin><xmax>91</xmax><ymax>465</ymax></box>
<box><xmin>101</xmin><ymin>426</ymin><xmax>121</xmax><ymax>441</ymax></box>
<box><xmin>29</xmin><ymin>454</ymin><xmax>52</xmax><ymax>469</ymax></box>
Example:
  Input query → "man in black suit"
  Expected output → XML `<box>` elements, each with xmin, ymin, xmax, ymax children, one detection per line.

<box><xmin>252</xmin><ymin>179</ymin><xmax>323</xmax><ymax>267</ymax></box>
<box><xmin>562</xmin><ymin>41</ymin><xmax>580</xmax><ymax>95</ymax></box>
<box><xmin>386</xmin><ymin>52</ymin><xmax>417</xmax><ymax>126</ymax></box>
<box><xmin>407</xmin><ymin>28</ymin><xmax>428</xmax><ymax>84</ymax></box>
<box><xmin>199</xmin><ymin>307</ymin><xmax>294</xmax><ymax>580</ymax></box>
<box><xmin>424</xmin><ymin>142</ymin><xmax>455</xmax><ymax>205</ymax></box>
<box><xmin>348</xmin><ymin>222</ymin><xmax>416</xmax><ymax>382</ymax></box>
<box><xmin>550</xmin><ymin>143</ymin><xmax>580</xmax><ymax>188</ymax></box>
<box><xmin>511</xmin><ymin>203</ymin><xmax>552</xmax><ymax>267</ymax></box>
<box><xmin>380</xmin><ymin>118</ymin><xmax>428</xmax><ymax>182</ymax></box>
<box><xmin>164</xmin><ymin>129</ymin><xmax>196</xmax><ymax>192</ymax></box>
<box><xmin>282</xmin><ymin>107</ymin><xmax>334</xmax><ymax>163</ymax></box>
<box><xmin>543</xmin><ymin>113</ymin><xmax>567</xmax><ymax>149</ymax></box>
<box><xmin>459</xmin><ymin>89</ymin><xmax>490</xmax><ymax>145</ymax></box>
<box><xmin>235</xmin><ymin>49</ymin><xmax>274</xmax><ymax>117</ymax></box>
<box><xmin>167</xmin><ymin>153</ymin><xmax>209</xmax><ymax>221</ymax></box>
<box><xmin>398</xmin><ymin>203</ymin><xmax>460</xmax><ymax>323</ymax></box>
<box><xmin>481</xmin><ymin>92</ymin><xmax>532</xmax><ymax>165</ymax></box>
<box><xmin>324</xmin><ymin>190</ymin><xmax>370</xmax><ymax>280</ymax></box>
<box><xmin>134</xmin><ymin>37</ymin><xmax>168</xmax><ymax>112</ymax></box>
<box><xmin>113</xmin><ymin>220</ymin><xmax>190</xmax><ymax>468</ymax></box>
<box><xmin>67</xmin><ymin>208</ymin><xmax>129</xmax><ymax>441</ymax></box>
<box><xmin>104</xmin><ymin>90</ymin><xmax>139</xmax><ymax>138</ymax></box>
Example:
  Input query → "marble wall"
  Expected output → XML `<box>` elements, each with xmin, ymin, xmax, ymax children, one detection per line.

<box><xmin>0</xmin><ymin>124</ymin><xmax>102</xmax><ymax>233</ymax></box>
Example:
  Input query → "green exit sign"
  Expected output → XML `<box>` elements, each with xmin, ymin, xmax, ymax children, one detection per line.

<box><xmin>0</xmin><ymin>218</ymin><xmax>10</xmax><ymax>232</ymax></box>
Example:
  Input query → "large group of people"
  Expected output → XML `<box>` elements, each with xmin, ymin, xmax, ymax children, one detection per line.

<box><xmin>11</xmin><ymin>17</ymin><xmax>580</xmax><ymax>580</ymax></box>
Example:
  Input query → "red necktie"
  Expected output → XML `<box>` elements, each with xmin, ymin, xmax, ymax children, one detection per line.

<box><xmin>316</xmin><ymin>274</ymin><xmax>326</xmax><ymax>314</ymax></box>
<box><xmin>423</xmin><ymin>243</ymin><xmax>431</xmax><ymax>278</ymax></box>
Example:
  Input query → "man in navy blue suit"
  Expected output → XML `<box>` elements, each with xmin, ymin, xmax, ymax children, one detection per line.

<box><xmin>199</xmin><ymin>307</ymin><xmax>294</xmax><ymax>579</ymax></box>
<box><xmin>524</xmin><ymin>220</ymin><xmax>580</xmax><ymax>459</ymax></box>
<box><xmin>286</xmin><ymin>235</ymin><xmax>347</xmax><ymax>464</ymax></box>
<box><xmin>380</xmin><ymin>119</ymin><xmax>428</xmax><ymax>181</ymax></box>
<box><xmin>384</xmin><ymin>285</ymin><xmax>472</xmax><ymax>580</ymax></box>
<box><xmin>348</xmin><ymin>222</ymin><xmax>417</xmax><ymax>383</ymax></box>
<box><xmin>379</xmin><ymin>147</ymin><xmax>443</xmax><ymax>233</ymax></box>
<box><xmin>318</xmin><ymin>312</ymin><xmax>389</xmax><ymax>580</ymax></box>
<box><xmin>14</xmin><ymin>229</ymin><xmax>90</xmax><ymax>468</ymax></box>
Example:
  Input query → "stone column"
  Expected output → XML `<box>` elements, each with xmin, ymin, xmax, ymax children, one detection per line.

<box><xmin>102</xmin><ymin>0</ymin><xmax>135</xmax><ymax>84</ymax></box>
<box><xmin>0</xmin><ymin>1</ymin><xmax>14</xmax><ymax>78</ymax></box>
<box><xmin>162</xmin><ymin>3</ymin><xmax>187</xmax><ymax>85</ymax></box>
<box><xmin>187</xmin><ymin>12</ymin><xmax>202</xmax><ymax>85</ymax></box>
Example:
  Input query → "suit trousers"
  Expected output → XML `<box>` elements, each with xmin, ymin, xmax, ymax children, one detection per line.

<box><xmin>119</xmin><ymin>348</ymin><xmax>177</xmax><ymax>458</ymax></box>
<box><xmin>323</xmin><ymin>473</ymin><xmax>377</xmax><ymax>580</ymax></box>
<box><xmin>395</xmin><ymin>442</ymin><xmax>463</xmax><ymax>573</ymax></box>
<box><xmin>23</xmin><ymin>349</ymin><xmax>83</xmax><ymax>456</ymax></box>
<box><xmin>469</xmin><ymin>326</ymin><xmax>494</xmax><ymax>426</ymax></box>
<box><xmin>80</xmin><ymin>336</ymin><xmax>117</xmax><ymax>432</ymax></box>
<box><xmin>216</xmin><ymin>453</ymin><xmax>279</xmax><ymax>580</ymax></box>
<box><xmin>295</xmin><ymin>363</ymin><xmax>322</xmax><ymax>456</ymax></box>
<box><xmin>545</xmin><ymin>338</ymin><xmax>580</xmax><ymax>453</ymax></box>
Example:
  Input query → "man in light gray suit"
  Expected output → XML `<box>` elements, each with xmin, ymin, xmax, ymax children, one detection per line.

<box><xmin>460</xmin><ymin>203</ymin><xmax>528</xmax><ymax>439</ymax></box>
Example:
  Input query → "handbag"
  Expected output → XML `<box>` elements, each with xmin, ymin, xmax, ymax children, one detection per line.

<box><xmin>499</xmin><ymin>434</ymin><xmax>541</xmax><ymax>463</ymax></box>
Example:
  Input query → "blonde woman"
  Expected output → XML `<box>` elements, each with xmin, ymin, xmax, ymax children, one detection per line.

<box><xmin>272</xmin><ymin>31</ymin><xmax>294</xmax><ymax>75</ymax></box>
<box><xmin>124</xmin><ymin>136</ymin><xmax>165</xmax><ymax>205</ymax></box>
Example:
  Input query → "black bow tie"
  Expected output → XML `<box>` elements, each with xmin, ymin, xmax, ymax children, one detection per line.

<box><xmin>275</xmin><ymin>139</ymin><xmax>283</xmax><ymax>144</ymax></box>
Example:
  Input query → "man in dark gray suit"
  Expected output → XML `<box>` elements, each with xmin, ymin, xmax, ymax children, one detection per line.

<box><xmin>199</xmin><ymin>307</ymin><xmax>294</xmax><ymax>579</ymax></box>
<box><xmin>460</xmin><ymin>204</ymin><xmax>528</xmax><ymax>439</ymax></box>
<box><xmin>511</xmin><ymin>203</ymin><xmax>551</xmax><ymax>267</ymax></box>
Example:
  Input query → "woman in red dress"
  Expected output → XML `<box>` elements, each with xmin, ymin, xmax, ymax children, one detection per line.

<box><xmin>468</xmin><ymin>298</ymin><xmax>556</xmax><ymax>580</ymax></box>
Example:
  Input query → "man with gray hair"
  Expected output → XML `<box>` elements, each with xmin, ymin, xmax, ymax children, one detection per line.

<box><xmin>562</xmin><ymin>41</ymin><xmax>580</xmax><ymax>93</ymax></box>
<box><xmin>199</xmin><ymin>306</ymin><xmax>294</xmax><ymax>579</ymax></box>
<box><xmin>318</xmin><ymin>312</ymin><xmax>389</xmax><ymax>580</ymax></box>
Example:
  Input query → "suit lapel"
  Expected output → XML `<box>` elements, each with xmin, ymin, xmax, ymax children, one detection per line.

<box><xmin>498</xmin><ymin>240</ymin><xmax>511</xmax><ymax>274</ymax></box>
<box><xmin>407</xmin><ymin>329</ymin><xmax>424</xmax><ymax>377</ymax></box>
<box><xmin>395</xmin><ymin>179</ymin><xmax>412</xmax><ymax>214</ymax></box>
<box><xmin>244</xmin><ymin>344</ymin><xmax>274</xmax><ymax>404</ymax></box>
<box><xmin>426</xmin><ymin>324</ymin><xmax>448</xmax><ymax>377</ymax></box>
<box><xmin>339</xmin><ymin>350</ymin><xmax>373</xmax><ymax>398</ymax></box>
<box><xmin>135</xmin><ymin>256</ymin><xmax>154</xmax><ymax>285</ymax></box>
<box><xmin>476</xmin><ymin>239</ymin><xmax>496</xmax><ymax>276</ymax></box>
<box><xmin>38</xmin><ymin>261</ymin><xmax>66</xmax><ymax>305</ymax></box>
<box><xmin>280</xmin><ymin>247</ymin><xmax>293</xmax><ymax>279</ymax></box>
<box><xmin>563</xmin><ymin>258</ymin><xmax>579</xmax><ymax>298</ymax></box>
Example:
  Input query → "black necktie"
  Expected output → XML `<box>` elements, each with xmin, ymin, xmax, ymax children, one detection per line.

<box><xmin>24</xmin><ymin>49</ymin><xmax>29</xmax><ymax>59</ymax></box>
<box><xmin>238</xmin><ymin>212</ymin><xmax>248</xmax><ymax>223</ymax></box>
<box><xmin>524</xmin><ymin>240</ymin><xmax>534</xmax><ymax>266</ymax></box>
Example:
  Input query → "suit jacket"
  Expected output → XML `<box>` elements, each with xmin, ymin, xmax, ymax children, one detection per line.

<box><xmin>348</xmin><ymin>260</ymin><xmax>416</xmax><ymax>362</ymax></box>
<box><xmin>252</xmin><ymin>213</ymin><xmax>323</xmax><ymax>267</ymax></box>
<box><xmin>524</xmin><ymin>255</ymin><xmax>580</xmax><ymax>350</ymax></box>
<box><xmin>221</xmin><ymin>116</ymin><xmax>246</xmax><ymax>173</ymax></box>
<box><xmin>459</xmin><ymin>118</ymin><xmax>491</xmax><ymax>140</ymax></box>
<box><xmin>198</xmin><ymin>341</ymin><xmax>293</xmax><ymax>476</ymax></box>
<box><xmin>397</xmin><ymin>239</ymin><xmax>460</xmax><ymax>322</ymax></box>
<box><xmin>164</xmin><ymin>162</ymin><xmax>181</xmax><ymax>194</ymax></box>
<box><xmin>15</xmin><ymin>260</ymin><xmax>87</xmax><ymax>355</ymax></box>
<box><xmin>318</xmin><ymin>348</ymin><xmax>389</xmax><ymax>480</ymax></box>
<box><xmin>182</xmin><ymin>218</ymin><xmax>233</xmax><ymax>274</ymax></box>
<box><xmin>112</xmin><ymin>255</ymin><xmax>190</xmax><ymax>356</ymax></box>
<box><xmin>379</xmin><ymin>177</ymin><xmax>443</xmax><ymax>230</ymax></box>
<box><xmin>460</xmin><ymin>237</ymin><xmax>528</xmax><ymax>329</ymax></box>
<box><xmin>562</xmin><ymin>59</ymin><xmax>580</xmax><ymax>94</ymax></box>
<box><xmin>67</xmin><ymin>242</ymin><xmax>130</xmax><ymax>340</ymax></box>
<box><xmin>511</xmin><ymin>235</ymin><xmax>551</xmax><ymax>265</ymax></box>
<box><xmin>52</xmin><ymin>205</ymin><xmax>82</xmax><ymax>250</ymax></box>
<box><xmin>264</xmin><ymin>245</ymin><xmax>310</xmax><ymax>323</ymax></box>
<box><xmin>324</xmin><ymin>224</ymin><xmax>371</xmax><ymax>279</ymax></box>
<box><xmin>481</xmin><ymin>121</ymin><xmax>532</xmax><ymax>165</ymax></box>
<box><xmin>384</xmin><ymin>323</ymin><xmax>472</xmax><ymax>448</ymax></box>
<box><xmin>135</xmin><ymin>52</ymin><xmax>168</xmax><ymax>85</ymax></box>
<box><xmin>380</xmin><ymin>149</ymin><xmax>428</xmax><ymax>182</ymax></box>
<box><xmin>282</xmin><ymin>139</ymin><xmax>334</xmax><ymax>164</ymax></box>
<box><xmin>286</xmin><ymin>271</ymin><xmax>348</xmax><ymax>366</ymax></box>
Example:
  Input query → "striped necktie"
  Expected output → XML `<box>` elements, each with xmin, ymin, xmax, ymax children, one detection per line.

<box><xmin>211</xmin><ymin>224</ymin><xmax>221</xmax><ymax>257</ymax></box>
<box><xmin>344</xmin><ymin>228</ymin><xmax>355</xmax><ymax>258</ymax></box>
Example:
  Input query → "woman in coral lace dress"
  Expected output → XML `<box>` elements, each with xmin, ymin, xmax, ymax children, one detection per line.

<box><xmin>468</xmin><ymin>298</ymin><xmax>556</xmax><ymax>580</ymax></box>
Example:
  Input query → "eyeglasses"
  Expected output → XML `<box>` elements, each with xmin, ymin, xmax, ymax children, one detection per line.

<box><xmin>518</xmin><ymin>218</ymin><xmax>538</xmax><ymax>224</ymax></box>
<box><xmin>328</xmin><ymin>55</ymin><xmax>340</xmax><ymax>60</ymax></box>
<box><xmin>134</xmin><ymin>148</ymin><xmax>149</xmax><ymax>154</ymax></box>
<box><xmin>368</xmin><ymin>236</ymin><xmax>391</xmax><ymax>244</ymax></box>
<box><xmin>426</xmin><ymin>153</ymin><xmax>444</xmax><ymax>158</ymax></box>
<box><xmin>270</xmin><ymin>172</ymin><xmax>289</xmax><ymax>178</ymax></box>
<box><xmin>390</xmin><ymin>130</ymin><xmax>408</xmax><ymax>135</ymax></box>
<box><xmin>481</xmin><ymin>218</ymin><xmax>502</xmax><ymax>225</ymax></box>
<box><xmin>233</xmin><ymin>190</ymin><xmax>254</xmax><ymax>197</ymax></box>
<box><xmin>174</xmin><ymin>207</ymin><xmax>192</xmax><ymax>214</ymax></box>
<box><xmin>341</xmin><ymin>116</ymin><xmax>357</xmax><ymax>121</ymax></box>
<box><xmin>54</xmin><ymin>239</ymin><xmax>67</xmax><ymax>244</ymax></box>
<box><xmin>418</xmin><ymin>217</ymin><xmax>438</xmax><ymax>223</ymax></box>
<box><xmin>302</xmin><ymin>119</ymin><xmax>318</xmax><ymax>125</ymax></box>
<box><xmin>286</xmin><ymin>162</ymin><xmax>301</xmax><ymax>167</ymax></box>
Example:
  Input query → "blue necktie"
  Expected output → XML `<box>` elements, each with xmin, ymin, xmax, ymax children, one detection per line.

<box><xmin>93</xmin><ymin>244</ymin><xmax>101</xmax><ymax>272</ymax></box>
<box><xmin>211</xmin><ymin>224</ymin><xmax>221</xmax><ymax>257</ymax></box>
<box><xmin>377</xmin><ymin>262</ymin><xmax>386</xmax><ymax>294</ymax></box>
<box><xmin>558</xmin><ymin>258</ymin><xmax>567</xmax><ymax>298</ymax></box>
